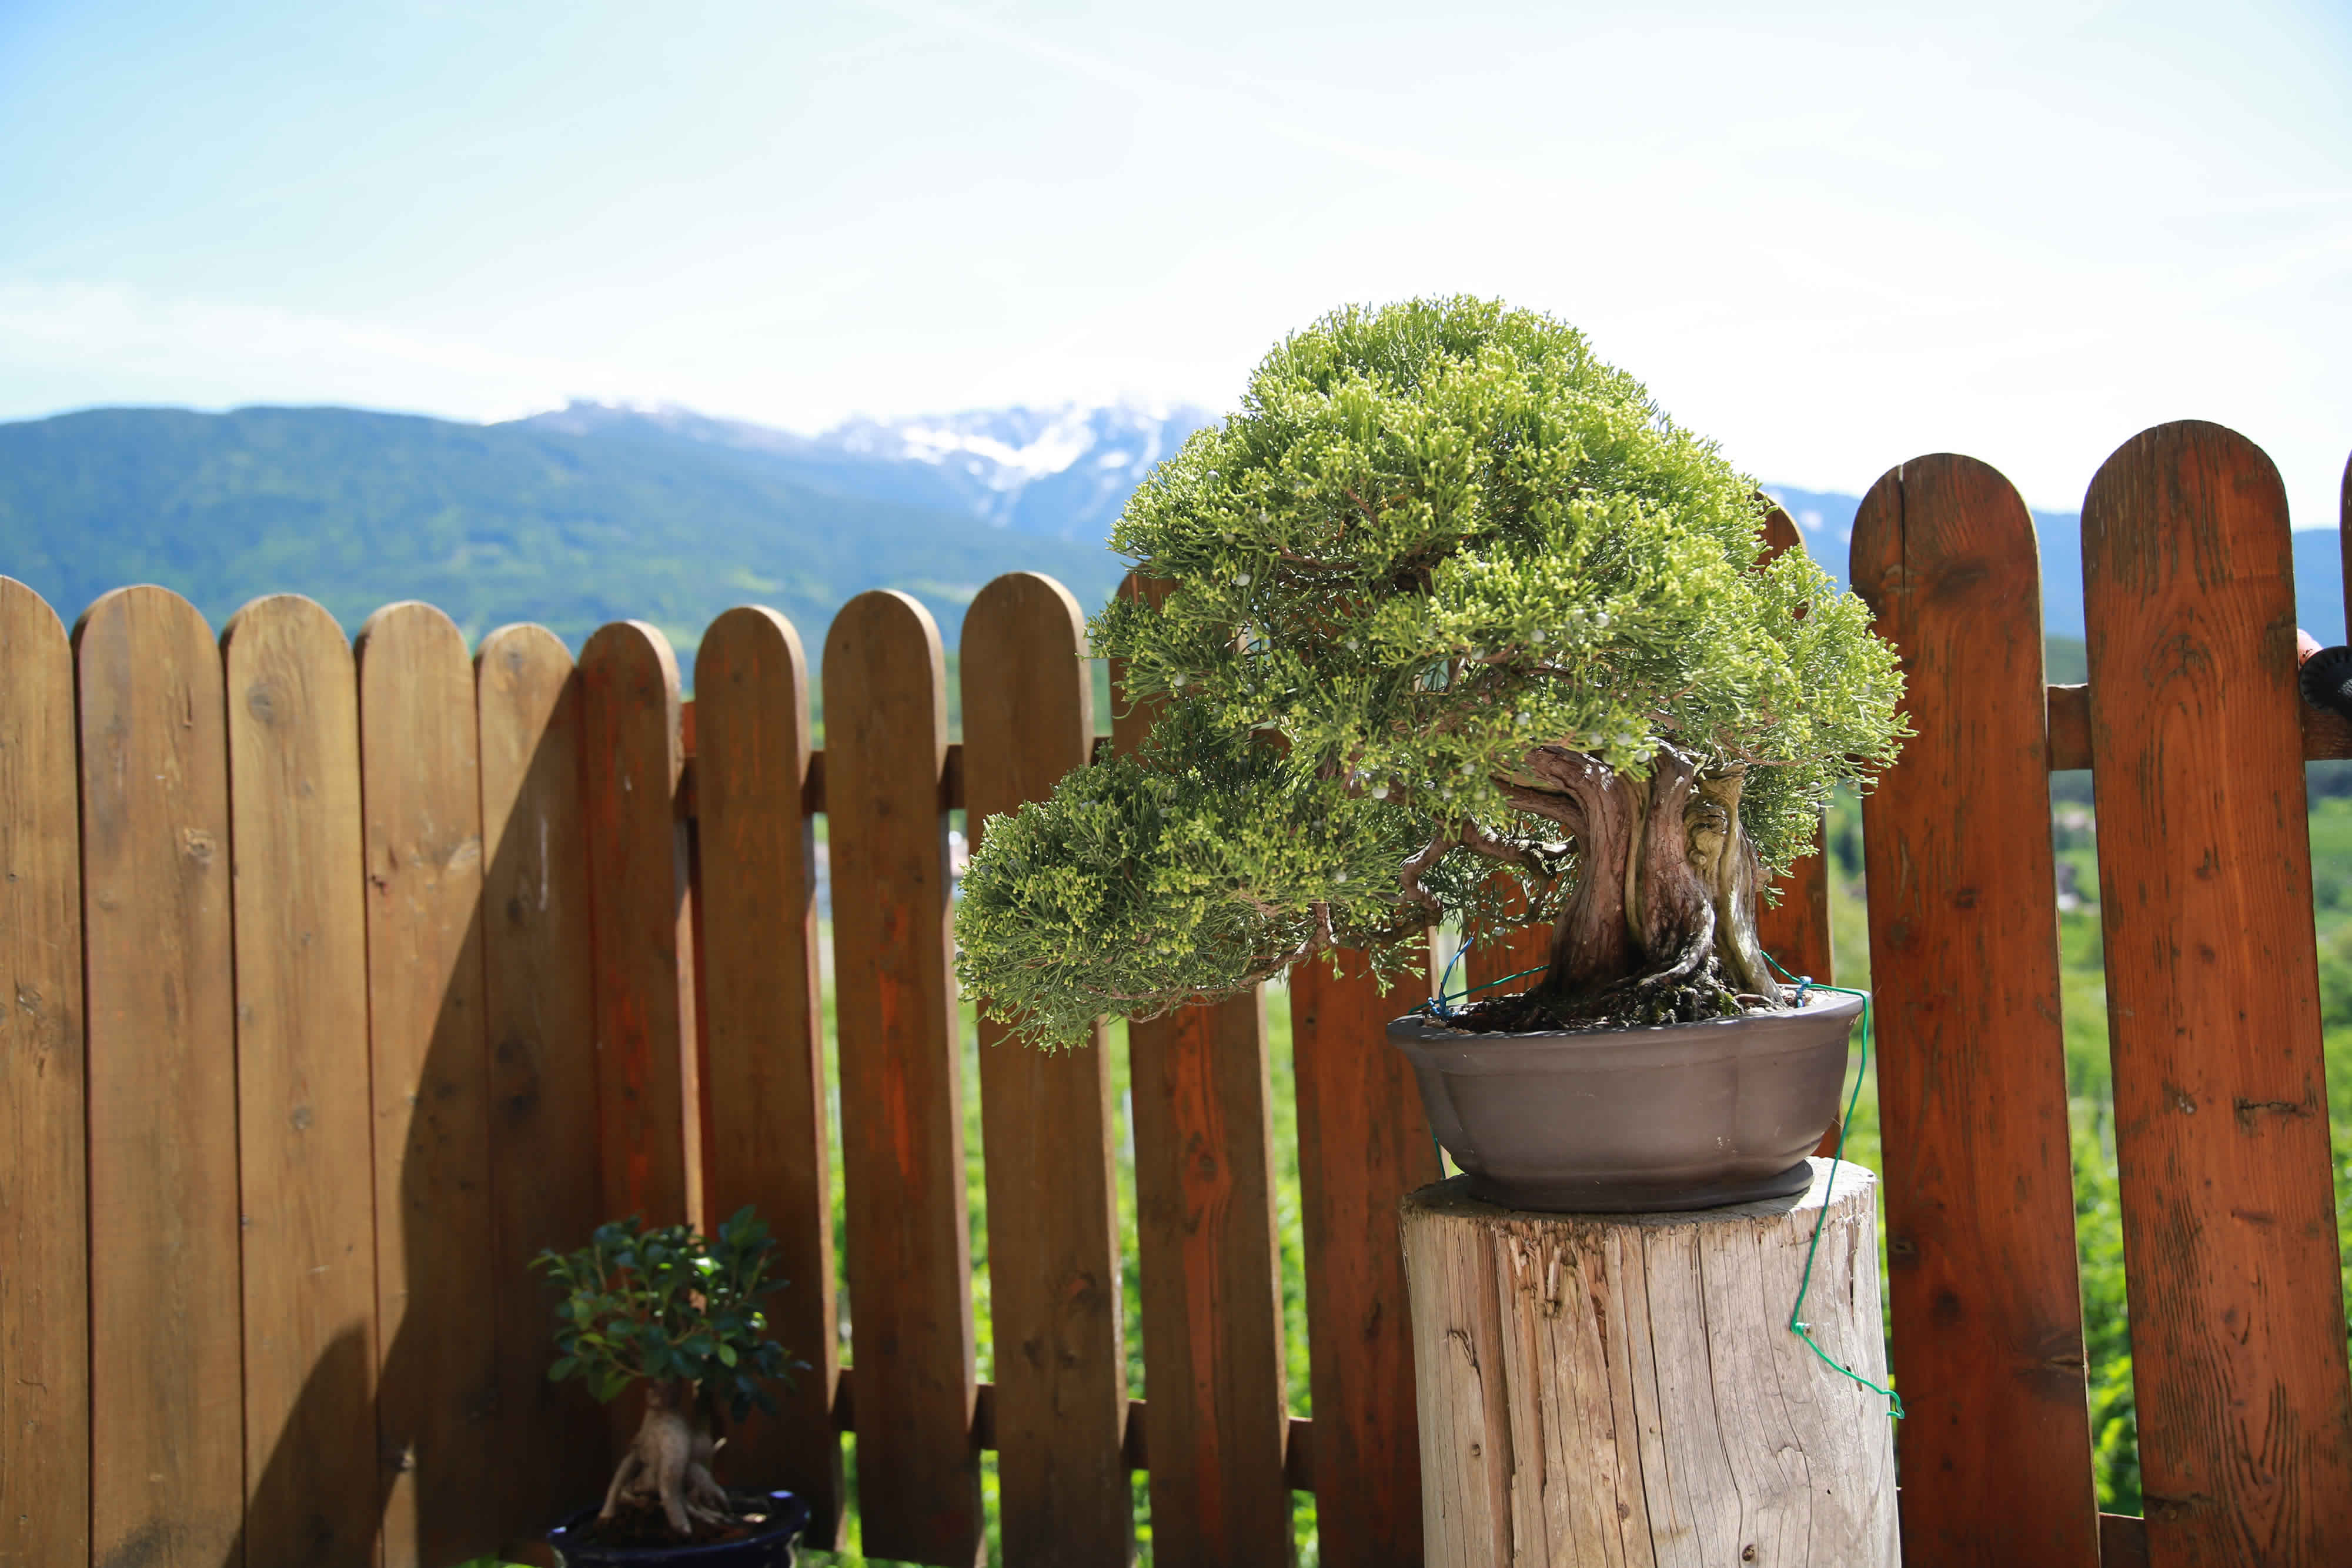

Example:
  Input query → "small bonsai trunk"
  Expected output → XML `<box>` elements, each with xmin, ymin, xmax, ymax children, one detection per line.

<box><xmin>1501</xmin><ymin>744</ymin><xmax>1783</xmax><ymax>1024</ymax></box>
<box><xmin>1399</xmin><ymin>1162</ymin><xmax>1898</xmax><ymax>1566</ymax></box>
<box><xmin>599</xmin><ymin>1380</ymin><xmax>732</xmax><ymax>1537</ymax></box>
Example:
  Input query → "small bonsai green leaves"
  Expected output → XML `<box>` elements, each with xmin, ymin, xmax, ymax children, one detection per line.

<box><xmin>534</xmin><ymin>1205</ymin><xmax>796</xmax><ymax>1422</ymax></box>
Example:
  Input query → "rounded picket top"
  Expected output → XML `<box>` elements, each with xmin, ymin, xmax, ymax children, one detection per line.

<box><xmin>0</xmin><ymin>574</ymin><xmax>69</xmax><ymax>649</ymax></box>
<box><xmin>220</xmin><ymin>594</ymin><xmax>353</xmax><ymax>703</ymax></box>
<box><xmin>580</xmin><ymin>618</ymin><xmax>686</xmax><ymax>729</ymax></box>
<box><xmin>2083</xmin><ymin>420</ymin><xmax>2290</xmax><ymax>590</ymax></box>
<box><xmin>824</xmin><ymin>590</ymin><xmax>948</xmax><ymax>768</ymax></box>
<box><xmin>356</xmin><ymin>599</ymin><xmax>472</xmax><ymax>671</ymax></box>
<box><xmin>222</xmin><ymin>590</ymin><xmax>343</xmax><ymax>641</ymax></box>
<box><xmin>71</xmin><ymin>581</ymin><xmax>215</xmax><ymax>656</ymax></box>
<box><xmin>477</xmin><ymin>621</ymin><xmax>576</xmax><ymax>680</ymax></box>
<box><xmin>1846</xmin><ymin>453</ymin><xmax>2040</xmax><ymax>623</ymax></box>
<box><xmin>696</xmin><ymin>605</ymin><xmax>813</xmax><ymax>770</ymax></box>
<box><xmin>1758</xmin><ymin>496</ymin><xmax>1806</xmax><ymax>561</ymax></box>
<box><xmin>965</xmin><ymin>571</ymin><xmax>1088</xmax><ymax>671</ymax></box>
<box><xmin>961</xmin><ymin>570</ymin><xmax>1093</xmax><ymax>829</ymax></box>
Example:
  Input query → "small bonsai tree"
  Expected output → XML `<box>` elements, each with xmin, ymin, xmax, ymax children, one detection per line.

<box><xmin>957</xmin><ymin>297</ymin><xmax>1904</xmax><ymax>1044</ymax></box>
<box><xmin>536</xmin><ymin>1206</ymin><xmax>795</xmax><ymax>1539</ymax></box>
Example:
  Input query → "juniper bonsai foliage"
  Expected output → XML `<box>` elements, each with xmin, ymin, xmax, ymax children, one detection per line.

<box><xmin>536</xmin><ymin>1207</ymin><xmax>794</xmax><ymax>1539</ymax></box>
<box><xmin>957</xmin><ymin>297</ymin><xmax>1903</xmax><ymax>1044</ymax></box>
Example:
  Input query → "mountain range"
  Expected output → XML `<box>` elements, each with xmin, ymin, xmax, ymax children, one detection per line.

<box><xmin>1</xmin><ymin>401</ymin><xmax>2341</xmax><ymax>676</ymax></box>
<box><xmin>0</xmin><ymin>400</ymin><xmax>1209</xmax><ymax>662</ymax></box>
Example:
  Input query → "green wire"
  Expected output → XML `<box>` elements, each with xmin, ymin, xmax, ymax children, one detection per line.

<box><xmin>1769</xmin><ymin>952</ymin><xmax>1905</xmax><ymax>1420</ymax></box>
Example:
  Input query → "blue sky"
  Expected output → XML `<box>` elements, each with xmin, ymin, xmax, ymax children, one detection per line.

<box><xmin>1</xmin><ymin>0</ymin><xmax>2346</xmax><ymax>522</ymax></box>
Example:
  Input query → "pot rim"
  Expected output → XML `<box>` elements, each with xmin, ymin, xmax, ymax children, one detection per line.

<box><xmin>547</xmin><ymin>1489</ymin><xmax>808</xmax><ymax>1559</ymax></box>
<box><xmin>1387</xmin><ymin>985</ymin><xmax>1863</xmax><ymax>1048</ymax></box>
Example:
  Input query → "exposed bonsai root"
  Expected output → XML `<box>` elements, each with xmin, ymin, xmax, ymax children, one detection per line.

<box><xmin>1451</xmin><ymin>746</ymin><xmax>1782</xmax><ymax>1034</ymax></box>
<box><xmin>600</xmin><ymin>1382</ymin><xmax>735</xmax><ymax>1538</ymax></box>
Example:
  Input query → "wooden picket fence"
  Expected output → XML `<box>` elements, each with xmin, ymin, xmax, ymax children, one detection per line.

<box><xmin>0</xmin><ymin>417</ymin><xmax>2347</xmax><ymax>1568</ymax></box>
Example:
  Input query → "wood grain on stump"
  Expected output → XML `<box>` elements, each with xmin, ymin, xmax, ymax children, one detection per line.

<box><xmin>1401</xmin><ymin>1161</ymin><xmax>1898</xmax><ymax>1568</ymax></box>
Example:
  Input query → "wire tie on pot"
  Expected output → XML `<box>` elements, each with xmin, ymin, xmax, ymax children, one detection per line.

<box><xmin>1766</xmin><ymin>950</ymin><xmax>1905</xmax><ymax>1421</ymax></box>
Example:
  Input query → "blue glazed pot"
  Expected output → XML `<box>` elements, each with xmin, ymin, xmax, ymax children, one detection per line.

<box><xmin>547</xmin><ymin>1491</ymin><xmax>809</xmax><ymax>1568</ymax></box>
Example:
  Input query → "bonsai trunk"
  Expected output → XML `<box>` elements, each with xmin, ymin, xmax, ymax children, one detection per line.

<box><xmin>1496</xmin><ymin>744</ymin><xmax>1783</xmax><ymax>1025</ymax></box>
<box><xmin>599</xmin><ymin>1379</ymin><xmax>732</xmax><ymax>1537</ymax></box>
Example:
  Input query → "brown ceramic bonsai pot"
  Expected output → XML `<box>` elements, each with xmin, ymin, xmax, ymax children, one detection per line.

<box><xmin>1388</xmin><ymin>989</ymin><xmax>1865</xmax><ymax>1213</ymax></box>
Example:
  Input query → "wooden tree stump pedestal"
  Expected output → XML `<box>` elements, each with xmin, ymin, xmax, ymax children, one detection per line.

<box><xmin>1401</xmin><ymin>1159</ymin><xmax>1899</xmax><ymax>1568</ymax></box>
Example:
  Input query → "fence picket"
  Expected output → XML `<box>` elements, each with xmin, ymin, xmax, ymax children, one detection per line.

<box><xmin>0</xmin><ymin>580</ymin><xmax>86</xmax><ymax>1568</ymax></box>
<box><xmin>1112</xmin><ymin>572</ymin><xmax>1295</xmax><ymax>1568</ymax></box>
<box><xmin>2081</xmin><ymin>422</ymin><xmax>2352</xmax><ymax>1566</ymax></box>
<box><xmin>358</xmin><ymin>601</ymin><xmax>501</xmax><ymax>1567</ymax></box>
<box><xmin>578</xmin><ymin>621</ymin><xmax>699</xmax><ymax>1226</ymax></box>
<box><xmin>824</xmin><ymin>590</ymin><xmax>984</xmax><ymax>1567</ymax></box>
<box><xmin>1291</xmin><ymin>943</ymin><xmax>1438</xmax><ymax>1568</ymax></box>
<box><xmin>77</xmin><ymin>585</ymin><xmax>244</xmax><ymax>1568</ymax></box>
<box><xmin>223</xmin><ymin>596</ymin><xmax>381</xmax><ymax>1568</ymax></box>
<box><xmin>476</xmin><ymin>623</ymin><xmax>612</xmax><ymax>1540</ymax></box>
<box><xmin>1850</xmin><ymin>456</ymin><xmax>2099</xmax><ymax>1565</ymax></box>
<box><xmin>961</xmin><ymin>572</ymin><xmax>1134</xmax><ymax>1568</ymax></box>
<box><xmin>693</xmin><ymin>607</ymin><xmax>846</xmax><ymax>1543</ymax></box>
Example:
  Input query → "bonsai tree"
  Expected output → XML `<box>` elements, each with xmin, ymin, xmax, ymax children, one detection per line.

<box><xmin>536</xmin><ymin>1207</ymin><xmax>796</xmax><ymax>1539</ymax></box>
<box><xmin>957</xmin><ymin>297</ymin><xmax>1904</xmax><ymax>1044</ymax></box>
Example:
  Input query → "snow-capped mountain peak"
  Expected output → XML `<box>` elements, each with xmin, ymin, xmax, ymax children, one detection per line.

<box><xmin>516</xmin><ymin>397</ymin><xmax>1214</xmax><ymax>542</ymax></box>
<box><xmin>815</xmin><ymin>400</ymin><xmax>1213</xmax><ymax>533</ymax></box>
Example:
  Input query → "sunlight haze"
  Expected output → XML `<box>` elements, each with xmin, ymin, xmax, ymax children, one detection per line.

<box><xmin>2</xmin><ymin>0</ymin><xmax>2346</xmax><ymax>522</ymax></box>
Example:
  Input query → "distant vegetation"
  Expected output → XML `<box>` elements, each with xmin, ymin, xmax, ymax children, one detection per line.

<box><xmin>0</xmin><ymin>406</ymin><xmax>1130</xmax><ymax>665</ymax></box>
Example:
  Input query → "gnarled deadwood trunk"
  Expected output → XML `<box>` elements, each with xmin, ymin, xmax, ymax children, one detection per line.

<box><xmin>1500</xmin><ymin>744</ymin><xmax>1782</xmax><ymax>1024</ymax></box>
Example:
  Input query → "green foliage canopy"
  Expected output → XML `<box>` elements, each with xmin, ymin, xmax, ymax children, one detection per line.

<box><xmin>958</xmin><ymin>297</ymin><xmax>1905</xmax><ymax>1047</ymax></box>
<box><xmin>534</xmin><ymin>1207</ymin><xmax>796</xmax><ymax>1420</ymax></box>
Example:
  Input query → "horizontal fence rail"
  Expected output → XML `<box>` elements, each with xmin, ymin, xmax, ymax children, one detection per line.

<box><xmin>1</xmin><ymin>418</ymin><xmax>2347</xmax><ymax>1568</ymax></box>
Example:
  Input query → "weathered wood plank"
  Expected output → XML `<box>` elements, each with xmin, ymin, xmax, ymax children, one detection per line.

<box><xmin>222</xmin><ymin>596</ymin><xmax>380</xmax><ymax>1568</ymax></box>
<box><xmin>693</xmin><ymin>606</ymin><xmax>846</xmax><ymax>1543</ymax></box>
<box><xmin>476</xmin><ymin>623</ymin><xmax>611</xmax><ymax>1543</ymax></box>
<box><xmin>1849</xmin><ymin>454</ymin><xmax>2099</xmax><ymax>1567</ymax></box>
<box><xmin>1112</xmin><ymin>571</ymin><xmax>1294</xmax><ymax>1568</ymax></box>
<box><xmin>2101</xmin><ymin>1514</ymin><xmax>2151</xmax><ymax>1568</ymax></box>
<box><xmin>357</xmin><ymin>601</ymin><xmax>501</xmax><ymax>1568</ymax></box>
<box><xmin>824</xmin><ymin>590</ymin><xmax>983</xmax><ymax>1567</ymax></box>
<box><xmin>1291</xmin><ymin>943</ymin><xmax>1438</xmax><ymax>1568</ymax></box>
<box><xmin>578</xmin><ymin>621</ymin><xmax>698</xmax><ymax>1228</ymax></box>
<box><xmin>77</xmin><ymin>585</ymin><xmax>244</xmax><ymax>1568</ymax></box>
<box><xmin>0</xmin><ymin>580</ymin><xmax>87</xmax><ymax>1568</ymax></box>
<box><xmin>960</xmin><ymin>572</ymin><xmax>1132</xmax><ymax>1568</ymax></box>
<box><xmin>2081</xmin><ymin>421</ymin><xmax>2352</xmax><ymax>1566</ymax></box>
<box><xmin>1756</xmin><ymin>503</ymin><xmax>1835</xmax><ymax>989</ymax></box>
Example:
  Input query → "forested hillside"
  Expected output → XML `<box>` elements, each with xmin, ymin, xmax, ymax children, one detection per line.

<box><xmin>0</xmin><ymin>406</ymin><xmax>1128</xmax><ymax>661</ymax></box>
